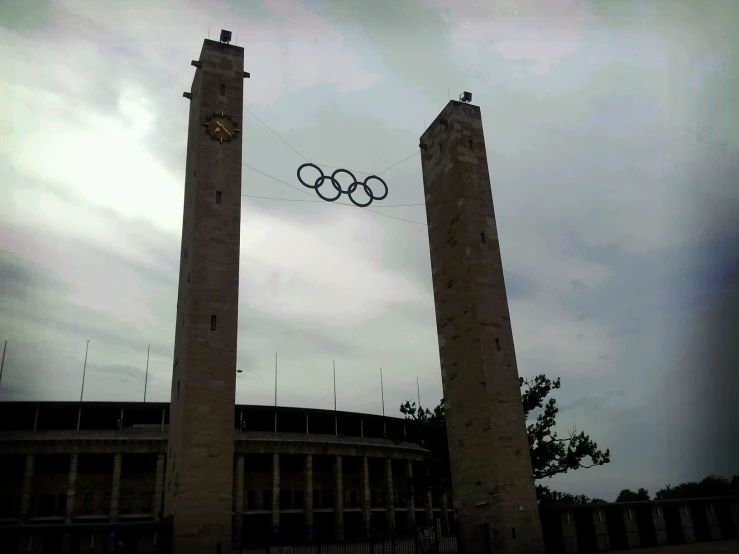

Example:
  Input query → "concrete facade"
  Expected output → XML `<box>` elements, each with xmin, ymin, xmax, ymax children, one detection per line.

<box><xmin>0</xmin><ymin>401</ymin><xmax>451</xmax><ymax>552</ymax></box>
<box><xmin>1</xmin><ymin>402</ymin><xmax>737</xmax><ymax>552</ymax></box>
<box><xmin>420</xmin><ymin>100</ymin><xmax>544</xmax><ymax>554</ymax></box>
<box><xmin>165</xmin><ymin>36</ymin><xmax>246</xmax><ymax>553</ymax></box>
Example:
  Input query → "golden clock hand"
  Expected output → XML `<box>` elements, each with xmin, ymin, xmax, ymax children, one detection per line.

<box><xmin>216</xmin><ymin>121</ymin><xmax>232</xmax><ymax>136</ymax></box>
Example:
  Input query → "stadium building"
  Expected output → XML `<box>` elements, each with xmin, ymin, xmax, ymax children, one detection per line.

<box><xmin>0</xmin><ymin>400</ymin><xmax>453</xmax><ymax>552</ymax></box>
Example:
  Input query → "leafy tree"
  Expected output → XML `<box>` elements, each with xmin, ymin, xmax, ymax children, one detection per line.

<box><xmin>521</xmin><ymin>375</ymin><xmax>610</xmax><ymax>480</ymax></box>
<box><xmin>398</xmin><ymin>399</ymin><xmax>449</xmax><ymax>498</ymax></box>
<box><xmin>615</xmin><ymin>488</ymin><xmax>651</xmax><ymax>502</ymax></box>
<box><xmin>399</xmin><ymin>374</ymin><xmax>611</xmax><ymax>504</ymax></box>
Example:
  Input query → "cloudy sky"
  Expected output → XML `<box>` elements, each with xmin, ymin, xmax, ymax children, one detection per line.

<box><xmin>1</xmin><ymin>0</ymin><xmax>737</xmax><ymax>500</ymax></box>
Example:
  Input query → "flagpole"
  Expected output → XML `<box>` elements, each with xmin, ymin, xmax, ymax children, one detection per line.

<box><xmin>333</xmin><ymin>360</ymin><xmax>337</xmax><ymax>436</ymax></box>
<box><xmin>143</xmin><ymin>343</ymin><xmax>151</xmax><ymax>402</ymax></box>
<box><xmin>417</xmin><ymin>376</ymin><xmax>421</xmax><ymax>410</ymax></box>
<box><xmin>380</xmin><ymin>368</ymin><xmax>385</xmax><ymax>417</ymax></box>
<box><xmin>381</xmin><ymin>368</ymin><xmax>386</xmax><ymax>438</ymax></box>
<box><xmin>274</xmin><ymin>352</ymin><xmax>277</xmax><ymax>433</ymax></box>
<box><xmin>78</xmin><ymin>340</ymin><xmax>90</xmax><ymax>431</ymax></box>
<box><xmin>0</xmin><ymin>341</ymin><xmax>7</xmax><ymax>392</ymax></box>
<box><xmin>80</xmin><ymin>340</ymin><xmax>90</xmax><ymax>402</ymax></box>
<box><xmin>274</xmin><ymin>352</ymin><xmax>278</xmax><ymax>407</ymax></box>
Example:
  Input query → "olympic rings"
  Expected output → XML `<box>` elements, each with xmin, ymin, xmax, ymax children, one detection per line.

<box><xmin>297</xmin><ymin>163</ymin><xmax>389</xmax><ymax>208</ymax></box>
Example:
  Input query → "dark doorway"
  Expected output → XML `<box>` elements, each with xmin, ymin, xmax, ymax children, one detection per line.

<box><xmin>480</xmin><ymin>522</ymin><xmax>492</xmax><ymax>554</ymax></box>
<box><xmin>116</xmin><ymin>530</ymin><xmax>140</xmax><ymax>553</ymax></box>
<box><xmin>573</xmin><ymin>510</ymin><xmax>597</xmax><ymax>553</ymax></box>
<box><xmin>689</xmin><ymin>501</ymin><xmax>712</xmax><ymax>541</ymax></box>
<box><xmin>663</xmin><ymin>504</ymin><xmax>686</xmax><ymax>544</ymax></box>
<box><xmin>716</xmin><ymin>500</ymin><xmax>736</xmax><ymax>540</ymax></box>
<box><xmin>42</xmin><ymin>531</ymin><xmax>62</xmax><ymax>554</ymax></box>
<box><xmin>634</xmin><ymin>506</ymin><xmax>657</xmax><ymax>547</ymax></box>
<box><xmin>604</xmin><ymin>506</ymin><xmax>628</xmax><ymax>550</ymax></box>
<box><xmin>314</xmin><ymin>511</ymin><xmax>335</xmax><ymax>542</ymax></box>
<box><xmin>393</xmin><ymin>510</ymin><xmax>408</xmax><ymax>538</ymax></box>
<box><xmin>539</xmin><ymin>510</ymin><xmax>565</xmax><ymax>554</ymax></box>
<box><xmin>0</xmin><ymin>529</ymin><xmax>17</xmax><ymax>552</ymax></box>
<box><xmin>279</xmin><ymin>512</ymin><xmax>303</xmax><ymax>543</ymax></box>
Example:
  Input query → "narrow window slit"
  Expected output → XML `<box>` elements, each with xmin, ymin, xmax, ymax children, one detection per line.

<box><xmin>495</xmin><ymin>338</ymin><xmax>501</xmax><ymax>351</ymax></box>
<box><xmin>220</xmin><ymin>84</ymin><xmax>225</xmax><ymax>96</ymax></box>
<box><xmin>210</xmin><ymin>315</ymin><xmax>217</xmax><ymax>331</ymax></box>
<box><xmin>216</xmin><ymin>191</ymin><xmax>222</xmax><ymax>204</ymax></box>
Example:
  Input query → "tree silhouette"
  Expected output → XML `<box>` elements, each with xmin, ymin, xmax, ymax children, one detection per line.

<box><xmin>656</xmin><ymin>475</ymin><xmax>738</xmax><ymax>500</ymax></box>
<box><xmin>616</xmin><ymin>488</ymin><xmax>651</xmax><ymax>502</ymax></box>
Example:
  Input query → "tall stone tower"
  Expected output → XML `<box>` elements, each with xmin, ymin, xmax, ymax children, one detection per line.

<box><xmin>164</xmin><ymin>32</ymin><xmax>247</xmax><ymax>553</ymax></box>
<box><xmin>420</xmin><ymin>100</ymin><xmax>544</xmax><ymax>554</ymax></box>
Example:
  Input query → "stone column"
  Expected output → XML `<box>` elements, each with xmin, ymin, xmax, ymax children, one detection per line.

<box><xmin>334</xmin><ymin>455</ymin><xmax>344</xmax><ymax>540</ymax></box>
<box><xmin>65</xmin><ymin>453</ymin><xmax>79</xmax><ymax>523</ymax></box>
<box><xmin>153</xmin><ymin>453</ymin><xmax>165</xmax><ymax>520</ymax></box>
<box><xmin>235</xmin><ymin>454</ymin><xmax>245</xmax><ymax>531</ymax></box>
<box><xmin>622</xmin><ymin>507</ymin><xmax>641</xmax><ymax>549</ymax></box>
<box><xmin>362</xmin><ymin>456</ymin><xmax>371</xmax><ymax>538</ymax></box>
<box><xmin>385</xmin><ymin>459</ymin><xmax>395</xmax><ymax>537</ymax></box>
<box><xmin>20</xmin><ymin>454</ymin><xmax>35</xmax><ymax>521</ymax></box>
<box><xmin>678</xmin><ymin>504</ymin><xmax>695</xmax><ymax>542</ymax></box>
<box><xmin>730</xmin><ymin>501</ymin><xmax>739</xmax><ymax>538</ymax></box>
<box><xmin>272</xmin><ymin>454</ymin><xmax>280</xmax><ymax>531</ymax></box>
<box><xmin>561</xmin><ymin>511</ymin><xmax>579</xmax><ymax>553</ymax></box>
<box><xmin>305</xmin><ymin>454</ymin><xmax>314</xmax><ymax>536</ymax></box>
<box><xmin>652</xmin><ymin>505</ymin><xmax>668</xmax><ymax>546</ymax></box>
<box><xmin>406</xmin><ymin>461</ymin><xmax>416</xmax><ymax>533</ymax></box>
<box><xmin>592</xmin><ymin>507</ymin><xmax>610</xmax><ymax>550</ymax></box>
<box><xmin>109</xmin><ymin>453</ymin><xmax>122</xmax><ymax>522</ymax></box>
<box><xmin>705</xmin><ymin>501</ymin><xmax>723</xmax><ymax>540</ymax></box>
<box><xmin>440</xmin><ymin>493</ymin><xmax>450</xmax><ymax>534</ymax></box>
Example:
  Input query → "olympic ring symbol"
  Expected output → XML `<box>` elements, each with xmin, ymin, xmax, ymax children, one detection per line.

<box><xmin>297</xmin><ymin>163</ymin><xmax>389</xmax><ymax>208</ymax></box>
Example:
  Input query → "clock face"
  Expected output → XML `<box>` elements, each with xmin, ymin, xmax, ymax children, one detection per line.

<box><xmin>203</xmin><ymin>111</ymin><xmax>240</xmax><ymax>143</ymax></box>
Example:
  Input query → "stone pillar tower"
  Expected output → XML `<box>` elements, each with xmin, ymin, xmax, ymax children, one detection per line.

<box><xmin>164</xmin><ymin>32</ymin><xmax>248</xmax><ymax>553</ymax></box>
<box><xmin>420</xmin><ymin>100</ymin><xmax>544</xmax><ymax>554</ymax></box>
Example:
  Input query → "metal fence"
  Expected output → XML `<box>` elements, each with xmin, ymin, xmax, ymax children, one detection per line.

<box><xmin>235</xmin><ymin>534</ymin><xmax>458</xmax><ymax>554</ymax></box>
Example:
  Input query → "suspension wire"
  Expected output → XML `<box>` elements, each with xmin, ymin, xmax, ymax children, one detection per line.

<box><xmin>242</xmin><ymin>163</ymin><xmax>428</xmax><ymax>226</ymax></box>
<box><xmin>242</xmin><ymin>193</ymin><xmax>424</xmax><ymax>208</ymax></box>
<box><xmin>243</xmin><ymin>106</ymin><xmax>419</xmax><ymax>177</ymax></box>
<box><xmin>243</xmin><ymin>107</ymin><xmax>309</xmax><ymax>162</ymax></box>
<box><xmin>376</xmin><ymin>151</ymin><xmax>420</xmax><ymax>175</ymax></box>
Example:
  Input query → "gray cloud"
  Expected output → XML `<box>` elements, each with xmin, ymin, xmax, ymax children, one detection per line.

<box><xmin>1</xmin><ymin>0</ymin><xmax>737</xmax><ymax>500</ymax></box>
<box><xmin>317</xmin><ymin>0</ymin><xmax>470</xmax><ymax>108</ymax></box>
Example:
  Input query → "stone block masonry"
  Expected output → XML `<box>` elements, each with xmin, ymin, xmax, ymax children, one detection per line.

<box><xmin>420</xmin><ymin>101</ymin><xmax>544</xmax><ymax>554</ymax></box>
<box><xmin>163</xmin><ymin>35</ymin><xmax>246</xmax><ymax>554</ymax></box>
